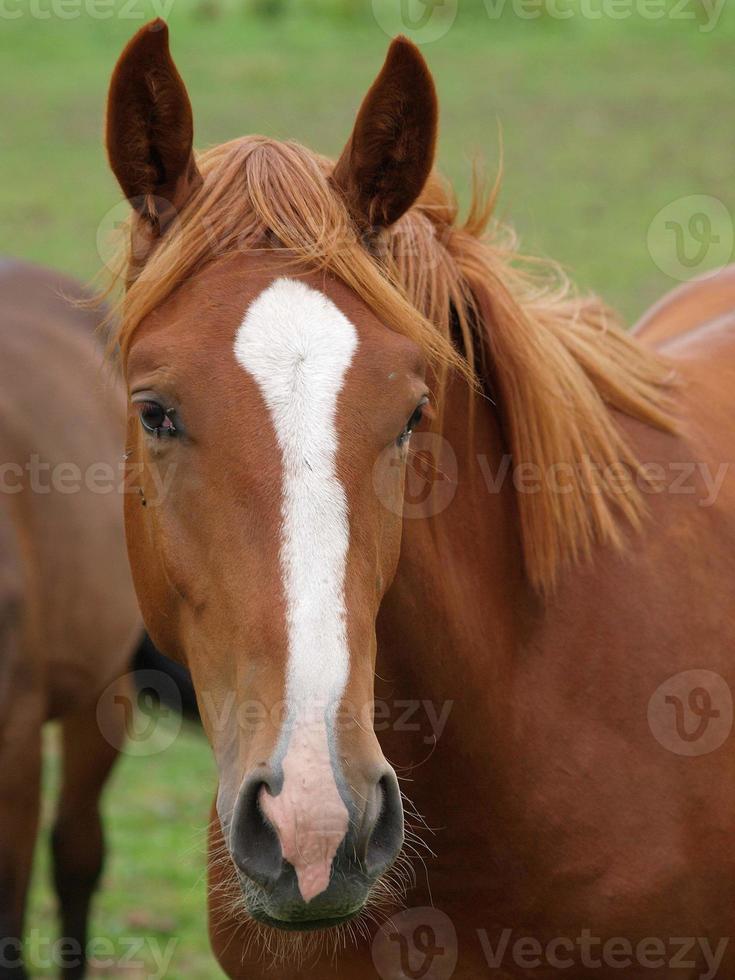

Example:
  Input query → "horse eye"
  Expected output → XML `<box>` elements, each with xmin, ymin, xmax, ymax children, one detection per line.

<box><xmin>398</xmin><ymin>398</ymin><xmax>428</xmax><ymax>446</ymax></box>
<box><xmin>137</xmin><ymin>400</ymin><xmax>177</xmax><ymax>437</ymax></box>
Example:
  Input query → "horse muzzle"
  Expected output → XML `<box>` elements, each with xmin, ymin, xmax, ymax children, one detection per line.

<box><xmin>229</xmin><ymin>763</ymin><xmax>404</xmax><ymax>929</ymax></box>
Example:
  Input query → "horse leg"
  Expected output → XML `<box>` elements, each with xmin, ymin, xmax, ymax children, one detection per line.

<box><xmin>50</xmin><ymin>676</ymin><xmax>127</xmax><ymax>980</ymax></box>
<box><xmin>0</xmin><ymin>562</ymin><xmax>41</xmax><ymax>980</ymax></box>
<box><xmin>0</xmin><ymin>710</ymin><xmax>41</xmax><ymax>980</ymax></box>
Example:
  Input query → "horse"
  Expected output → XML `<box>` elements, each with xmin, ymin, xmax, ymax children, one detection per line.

<box><xmin>103</xmin><ymin>21</ymin><xmax>735</xmax><ymax>979</ymax></box>
<box><xmin>0</xmin><ymin>260</ymin><xmax>141</xmax><ymax>978</ymax></box>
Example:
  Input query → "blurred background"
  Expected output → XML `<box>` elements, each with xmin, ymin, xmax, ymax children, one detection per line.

<box><xmin>2</xmin><ymin>0</ymin><xmax>734</xmax><ymax>975</ymax></box>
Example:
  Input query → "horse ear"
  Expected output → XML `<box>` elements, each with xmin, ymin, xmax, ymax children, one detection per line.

<box><xmin>332</xmin><ymin>36</ymin><xmax>438</xmax><ymax>236</ymax></box>
<box><xmin>105</xmin><ymin>19</ymin><xmax>201</xmax><ymax>233</ymax></box>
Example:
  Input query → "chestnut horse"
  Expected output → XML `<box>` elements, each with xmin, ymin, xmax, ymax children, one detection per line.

<box><xmin>0</xmin><ymin>261</ymin><xmax>140</xmax><ymax>978</ymax></box>
<box><xmin>105</xmin><ymin>22</ymin><xmax>735</xmax><ymax>979</ymax></box>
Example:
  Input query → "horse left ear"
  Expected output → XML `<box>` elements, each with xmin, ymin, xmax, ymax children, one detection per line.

<box><xmin>332</xmin><ymin>37</ymin><xmax>438</xmax><ymax>236</ymax></box>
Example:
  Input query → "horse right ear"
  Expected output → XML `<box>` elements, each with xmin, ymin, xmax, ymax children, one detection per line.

<box><xmin>106</xmin><ymin>19</ymin><xmax>201</xmax><ymax>234</ymax></box>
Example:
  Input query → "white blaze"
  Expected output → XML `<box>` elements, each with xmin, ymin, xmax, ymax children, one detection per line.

<box><xmin>233</xmin><ymin>278</ymin><xmax>357</xmax><ymax>903</ymax></box>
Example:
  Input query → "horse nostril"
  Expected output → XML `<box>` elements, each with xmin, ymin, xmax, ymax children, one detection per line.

<box><xmin>365</xmin><ymin>769</ymin><xmax>404</xmax><ymax>878</ymax></box>
<box><xmin>230</xmin><ymin>771</ymin><xmax>282</xmax><ymax>889</ymax></box>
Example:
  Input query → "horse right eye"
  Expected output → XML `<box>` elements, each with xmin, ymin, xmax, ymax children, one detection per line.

<box><xmin>137</xmin><ymin>400</ymin><xmax>178</xmax><ymax>437</ymax></box>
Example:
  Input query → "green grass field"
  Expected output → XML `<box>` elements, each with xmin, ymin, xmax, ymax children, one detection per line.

<box><xmin>4</xmin><ymin>1</ymin><xmax>735</xmax><ymax>318</ymax></box>
<box><xmin>4</xmin><ymin>1</ymin><xmax>735</xmax><ymax>975</ymax></box>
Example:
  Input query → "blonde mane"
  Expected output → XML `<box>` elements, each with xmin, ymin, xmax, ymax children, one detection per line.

<box><xmin>108</xmin><ymin>135</ymin><xmax>677</xmax><ymax>593</ymax></box>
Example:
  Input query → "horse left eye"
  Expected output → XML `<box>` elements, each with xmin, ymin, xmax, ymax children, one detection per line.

<box><xmin>398</xmin><ymin>398</ymin><xmax>428</xmax><ymax>446</ymax></box>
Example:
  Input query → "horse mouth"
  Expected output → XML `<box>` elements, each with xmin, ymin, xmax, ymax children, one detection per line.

<box><xmin>236</xmin><ymin>859</ymin><xmax>372</xmax><ymax>932</ymax></box>
<box><xmin>248</xmin><ymin>907</ymin><xmax>363</xmax><ymax>932</ymax></box>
